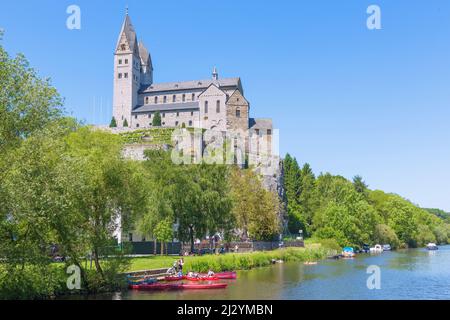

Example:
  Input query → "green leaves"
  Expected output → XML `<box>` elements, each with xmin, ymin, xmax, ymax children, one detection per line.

<box><xmin>152</xmin><ymin>111</ymin><xmax>162</xmax><ymax>127</ymax></box>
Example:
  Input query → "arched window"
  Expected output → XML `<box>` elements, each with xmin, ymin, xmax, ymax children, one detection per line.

<box><xmin>154</xmin><ymin>96</ymin><xmax>158</xmax><ymax>104</ymax></box>
<box><xmin>236</xmin><ymin>108</ymin><xmax>241</xmax><ymax>118</ymax></box>
<box><xmin>173</xmin><ymin>95</ymin><xmax>176</xmax><ymax>103</ymax></box>
<box><xmin>182</xmin><ymin>94</ymin><xmax>186</xmax><ymax>102</ymax></box>
<box><xmin>216</xmin><ymin>100</ymin><xmax>221</xmax><ymax>113</ymax></box>
<box><xmin>204</xmin><ymin>101</ymin><xmax>209</xmax><ymax>114</ymax></box>
<box><xmin>121</xmin><ymin>44</ymin><xmax>126</xmax><ymax>51</ymax></box>
<box><xmin>163</xmin><ymin>96</ymin><xmax>167</xmax><ymax>103</ymax></box>
<box><xmin>145</xmin><ymin>97</ymin><xmax>149</xmax><ymax>104</ymax></box>
<box><xmin>192</xmin><ymin>93</ymin><xmax>195</xmax><ymax>101</ymax></box>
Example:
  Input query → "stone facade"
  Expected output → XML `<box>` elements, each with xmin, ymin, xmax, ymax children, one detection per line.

<box><xmin>111</xmin><ymin>12</ymin><xmax>272</xmax><ymax>137</ymax></box>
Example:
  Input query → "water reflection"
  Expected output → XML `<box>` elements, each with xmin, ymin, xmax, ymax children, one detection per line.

<box><xmin>72</xmin><ymin>246</ymin><xmax>450</xmax><ymax>300</ymax></box>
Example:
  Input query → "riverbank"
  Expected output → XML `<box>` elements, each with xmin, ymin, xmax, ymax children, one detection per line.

<box><xmin>126</xmin><ymin>244</ymin><xmax>332</xmax><ymax>273</ymax></box>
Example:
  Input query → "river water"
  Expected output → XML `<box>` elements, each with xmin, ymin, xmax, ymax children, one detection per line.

<box><xmin>85</xmin><ymin>246</ymin><xmax>450</xmax><ymax>300</ymax></box>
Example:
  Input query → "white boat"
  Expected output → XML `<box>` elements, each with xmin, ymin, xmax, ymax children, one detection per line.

<box><xmin>370</xmin><ymin>244</ymin><xmax>383</xmax><ymax>253</ymax></box>
<box><xmin>383</xmin><ymin>244</ymin><xmax>391</xmax><ymax>251</ymax></box>
<box><xmin>426</xmin><ymin>243</ymin><xmax>438</xmax><ymax>250</ymax></box>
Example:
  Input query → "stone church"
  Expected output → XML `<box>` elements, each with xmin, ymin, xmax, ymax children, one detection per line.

<box><xmin>112</xmin><ymin>12</ymin><xmax>273</xmax><ymax>137</ymax></box>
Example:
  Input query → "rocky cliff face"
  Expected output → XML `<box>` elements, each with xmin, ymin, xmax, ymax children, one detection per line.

<box><xmin>255</xmin><ymin>157</ymin><xmax>288</xmax><ymax>233</ymax></box>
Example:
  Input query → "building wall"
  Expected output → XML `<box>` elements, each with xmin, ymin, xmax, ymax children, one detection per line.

<box><xmin>139</xmin><ymin>90</ymin><xmax>202</xmax><ymax>106</ymax></box>
<box><xmin>131</xmin><ymin>110</ymin><xmax>200</xmax><ymax>128</ymax></box>
<box><xmin>113</xmin><ymin>38</ymin><xmax>141</xmax><ymax>128</ymax></box>
<box><xmin>199</xmin><ymin>85</ymin><xmax>228</xmax><ymax>132</ymax></box>
<box><xmin>226</xmin><ymin>90</ymin><xmax>249</xmax><ymax>132</ymax></box>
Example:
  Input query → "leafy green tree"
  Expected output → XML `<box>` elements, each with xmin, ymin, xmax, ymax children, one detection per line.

<box><xmin>0</xmin><ymin>43</ymin><xmax>63</xmax><ymax>153</ymax></box>
<box><xmin>353</xmin><ymin>175</ymin><xmax>369</xmax><ymax>198</ymax></box>
<box><xmin>299</xmin><ymin>163</ymin><xmax>316</xmax><ymax>228</ymax></box>
<box><xmin>152</xmin><ymin>111</ymin><xmax>162</xmax><ymax>126</ymax></box>
<box><xmin>416</xmin><ymin>225</ymin><xmax>436</xmax><ymax>246</ymax></box>
<box><xmin>141</xmin><ymin>150</ymin><xmax>233</xmax><ymax>252</ymax></box>
<box><xmin>123</xmin><ymin>118</ymin><xmax>129</xmax><ymax>127</ymax></box>
<box><xmin>230</xmin><ymin>167</ymin><xmax>280</xmax><ymax>241</ymax></box>
<box><xmin>373</xmin><ymin>224</ymin><xmax>400</xmax><ymax>248</ymax></box>
<box><xmin>62</xmin><ymin>127</ymin><xmax>145</xmax><ymax>281</ymax></box>
<box><xmin>283</xmin><ymin>154</ymin><xmax>303</xmax><ymax>233</ymax></box>
<box><xmin>154</xmin><ymin>218</ymin><xmax>174</xmax><ymax>255</ymax></box>
<box><xmin>109</xmin><ymin>116</ymin><xmax>117</xmax><ymax>128</ymax></box>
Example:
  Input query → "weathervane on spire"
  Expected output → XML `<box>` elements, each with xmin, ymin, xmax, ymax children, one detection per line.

<box><xmin>126</xmin><ymin>5</ymin><xmax>129</xmax><ymax>16</ymax></box>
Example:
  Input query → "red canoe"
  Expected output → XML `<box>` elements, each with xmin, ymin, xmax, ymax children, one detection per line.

<box><xmin>184</xmin><ymin>276</ymin><xmax>220</xmax><ymax>282</ymax></box>
<box><xmin>197</xmin><ymin>272</ymin><xmax>237</xmax><ymax>280</ymax></box>
<box><xmin>164</xmin><ymin>276</ymin><xmax>184</xmax><ymax>282</ymax></box>
<box><xmin>129</xmin><ymin>283</ymin><xmax>182</xmax><ymax>291</ymax></box>
<box><xmin>181</xmin><ymin>283</ymin><xmax>227</xmax><ymax>290</ymax></box>
<box><xmin>129</xmin><ymin>282</ymin><xmax>227</xmax><ymax>291</ymax></box>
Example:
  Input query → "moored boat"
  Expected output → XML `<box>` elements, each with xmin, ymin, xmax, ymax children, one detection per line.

<box><xmin>426</xmin><ymin>243</ymin><xmax>438</xmax><ymax>250</ymax></box>
<box><xmin>342</xmin><ymin>247</ymin><xmax>355</xmax><ymax>258</ymax></box>
<box><xmin>180</xmin><ymin>283</ymin><xmax>228</xmax><ymax>290</ymax></box>
<box><xmin>129</xmin><ymin>282</ymin><xmax>227</xmax><ymax>291</ymax></box>
<box><xmin>184</xmin><ymin>276</ymin><xmax>220</xmax><ymax>282</ymax></box>
<box><xmin>383</xmin><ymin>244</ymin><xmax>392</xmax><ymax>251</ymax></box>
<box><xmin>370</xmin><ymin>244</ymin><xmax>383</xmax><ymax>253</ymax></box>
<box><xmin>199</xmin><ymin>271</ymin><xmax>237</xmax><ymax>280</ymax></box>
<box><xmin>164</xmin><ymin>275</ymin><xmax>184</xmax><ymax>281</ymax></box>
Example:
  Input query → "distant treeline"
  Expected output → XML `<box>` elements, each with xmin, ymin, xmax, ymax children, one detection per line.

<box><xmin>283</xmin><ymin>154</ymin><xmax>450</xmax><ymax>249</ymax></box>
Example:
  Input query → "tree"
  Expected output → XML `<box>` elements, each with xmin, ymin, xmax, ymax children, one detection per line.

<box><xmin>353</xmin><ymin>175</ymin><xmax>369</xmax><ymax>198</ymax></box>
<box><xmin>230</xmin><ymin>167</ymin><xmax>280</xmax><ymax>241</ymax></box>
<box><xmin>62</xmin><ymin>127</ymin><xmax>145</xmax><ymax>281</ymax></box>
<box><xmin>154</xmin><ymin>218</ymin><xmax>174</xmax><ymax>255</ymax></box>
<box><xmin>141</xmin><ymin>150</ymin><xmax>234</xmax><ymax>253</ymax></box>
<box><xmin>109</xmin><ymin>117</ymin><xmax>117</xmax><ymax>128</ymax></box>
<box><xmin>123</xmin><ymin>118</ymin><xmax>129</xmax><ymax>127</ymax></box>
<box><xmin>283</xmin><ymin>154</ymin><xmax>302</xmax><ymax>234</ymax></box>
<box><xmin>0</xmin><ymin>43</ymin><xmax>63</xmax><ymax>153</ymax></box>
<box><xmin>373</xmin><ymin>224</ymin><xmax>400</xmax><ymax>249</ymax></box>
<box><xmin>152</xmin><ymin>111</ymin><xmax>162</xmax><ymax>126</ymax></box>
<box><xmin>299</xmin><ymin>163</ymin><xmax>316</xmax><ymax>228</ymax></box>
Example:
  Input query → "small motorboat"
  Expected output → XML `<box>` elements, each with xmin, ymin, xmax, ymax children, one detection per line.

<box><xmin>426</xmin><ymin>243</ymin><xmax>438</xmax><ymax>250</ymax></box>
<box><xmin>370</xmin><ymin>244</ymin><xmax>383</xmax><ymax>254</ymax></box>
<box><xmin>342</xmin><ymin>247</ymin><xmax>355</xmax><ymax>258</ymax></box>
<box><xmin>362</xmin><ymin>244</ymin><xmax>370</xmax><ymax>253</ymax></box>
<box><xmin>383</xmin><ymin>244</ymin><xmax>392</xmax><ymax>251</ymax></box>
<box><xmin>304</xmin><ymin>261</ymin><xmax>318</xmax><ymax>265</ymax></box>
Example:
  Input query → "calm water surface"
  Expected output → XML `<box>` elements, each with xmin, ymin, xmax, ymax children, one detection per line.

<box><xmin>83</xmin><ymin>246</ymin><xmax>450</xmax><ymax>300</ymax></box>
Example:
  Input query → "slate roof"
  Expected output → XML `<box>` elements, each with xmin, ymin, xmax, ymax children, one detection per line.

<box><xmin>116</xmin><ymin>14</ymin><xmax>137</xmax><ymax>51</ymax></box>
<box><xmin>140</xmin><ymin>78</ymin><xmax>241</xmax><ymax>94</ymax></box>
<box><xmin>249</xmin><ymin>118</ymin><xmax>273</xmax><ymax>130</ymax></box>
<box><xmin>132</xmin><ymin>101</ymin><xmax>199</xmax><ymax>113</ymax></box>
<box><xmin>138</xmin><ymin>41</ymin><xmax>152</xmax><ymax>67</ymax></box>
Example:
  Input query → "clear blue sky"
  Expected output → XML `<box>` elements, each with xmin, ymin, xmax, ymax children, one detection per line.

<box><xmin>1</xmin><ymin>1</ymin><xmax>449</xmax><ymax>211</ymax></box>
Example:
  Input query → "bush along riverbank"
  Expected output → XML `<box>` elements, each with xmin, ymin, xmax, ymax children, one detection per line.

<box><xmin>156</xmin><ymin>246</ymin><xmax>331</xmax><ymax>274</ymax></box>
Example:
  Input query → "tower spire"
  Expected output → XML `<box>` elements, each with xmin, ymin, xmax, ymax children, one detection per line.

<box><xmin>212</xmin><ymin>66</ymin><xmax>219</xmax><ymax>81</ymax></box>
<box><xmin>126</xmin><ymin>5</ymin><xmax>129</xmax><ymax>16</ymax></box>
